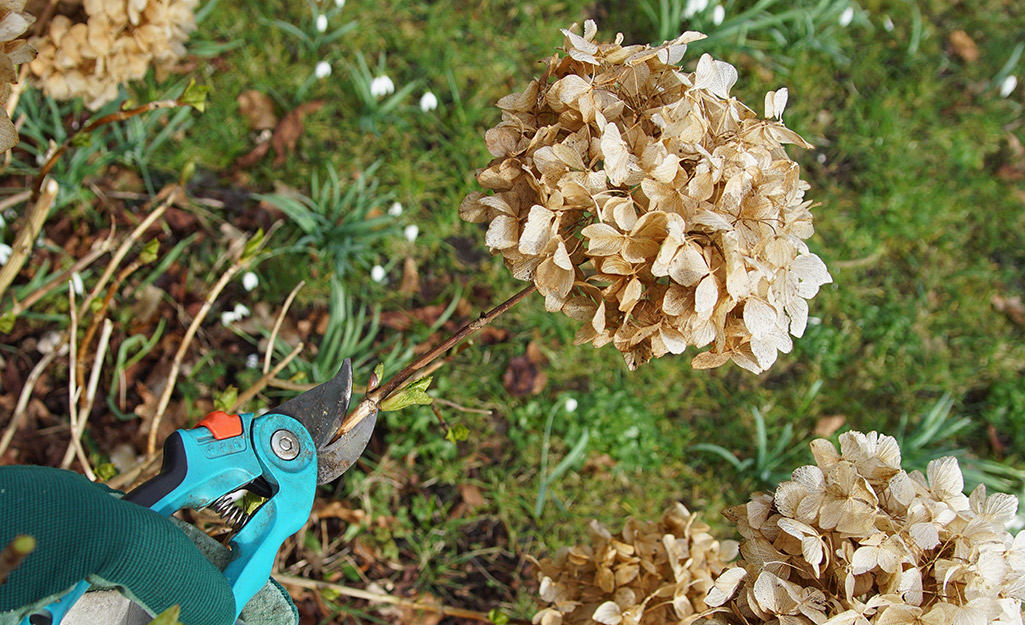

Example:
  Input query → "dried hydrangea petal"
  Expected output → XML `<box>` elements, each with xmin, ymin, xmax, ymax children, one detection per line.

<box><xmin>463</xmin><ymin>20</ymin><xmax>830</xmax><ymax>372</ymax></box>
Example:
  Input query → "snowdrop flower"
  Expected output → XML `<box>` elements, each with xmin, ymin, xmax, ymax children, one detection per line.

<box><xmin>335</xmin><ymin>0</ymin><xmax>344</xmax><ymax>6</ymax></box>
<box><xmin>711</xmin><ymin>4</ymin><xmax>724</xmax><ymax>25</ymax></box>
<box><xmin>315</xmin><ymin>61</ymin><xmax>332</xmax><ymax>79</ymax></box>
<box><xmin>37</xmin><ymin>331</ymin><xmax>63</xmax><ymax>355</ymax></box>
<box><xmin>564</xmin><ymin>397</ymin><xmax>578</xmax><ymax>412</ymax></box>
<box><xmin>883</xmin><ymin>16</ymin><xmax>894</xmax><ymax>31</ymax></box>
<box><xmin>370</xmin><ymin>75</ymin><xmax>395</xmax><ymax>98</ymax></box>
<box><xmin>246</xmin><ymin>353</ymin><xmax>260</xmax><ymax>369</ymax></box>
<box><xmin>315</xmin><ymin>14</ymin><xmax>327</xmax><ymax>33</ymax></box>
<box><xmin>839</xmin><ymin>6</ymin><xmax>854</xmax><ymax>27</ymax></box>
<box><xmin>370</xmin><ymin>265</ymin><xmax>386</xmax><ymax>283</ymax></box>
<box><xmin>242</xmin><ymin>271</ymin><xmax>259</xmax><ymax>292</ymax></box>
<box><xmin>388</xmin><ymin>201</ymin><xmax>403</xmax><ymax>216</ymax></box>
<box><xmin>404</xmin><ymin>224</ymin><xmax>419</xmax><ymax>242</ymax></box>
<box><xmin>221</xmin><ymin>303</ymin><xmax>251</xmax><ymax>326</ymax></box>
<box><xmin>419</xmin><ymin>91</ymin><xmax>438</xmax><ymax>112</ymax></box>
<box><xmin>1000</xmin><ymin>75</ymin><xmax>1018</xmax><ymax>97</ymax></box>
<box><xmin>70</xmin><ymin>272</ymin><xmax>84</xmax><ymax>295</ymax></box>
<box><xmin>683</xmin><ymin>0</ymin><xmax>708</xmax><ymax>18</ymax></box>
<box><xmin>0</xmin><ymin>243</ymin><xmax>11</xmax><ymax>265</ymax></box>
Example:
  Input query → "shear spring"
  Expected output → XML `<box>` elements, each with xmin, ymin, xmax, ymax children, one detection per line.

<box><xmin>210</xmin><ymin>494</ymin><xmax>251</xmax><ymax>530</ymax></box>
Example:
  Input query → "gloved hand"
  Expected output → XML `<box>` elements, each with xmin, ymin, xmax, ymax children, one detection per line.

<box><xmin>0</xmin><ymin>466</ymin><xmax>298</xmax><ymax>625</ymax></box>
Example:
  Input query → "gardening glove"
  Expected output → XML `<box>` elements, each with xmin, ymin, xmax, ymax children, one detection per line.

<box><xmin>0</xmin><ymin>465</ymin><xmax>298</xmax><ymax>625</ymax></box>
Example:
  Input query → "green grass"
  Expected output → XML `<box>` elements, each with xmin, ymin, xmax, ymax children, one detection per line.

<box><xmin>8</xmin><ymin>0</ymin><xmax>1025</xmax><ymax>620</ymax></box>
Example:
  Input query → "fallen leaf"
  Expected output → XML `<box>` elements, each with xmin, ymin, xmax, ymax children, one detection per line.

<box><xmin>380</xmin><ymin>305</ymin><xmax>451</xmax><ymax>332</ymax></box>
<box><xmin>459</xmin><ymin>483</ymin><xmax>486</xmax><ymax>509</ymax></box>
<box><xmin>399</xmin><ymin>255</ymin><xmax>419</xmax><ymax>295</ymax></box>
<box><xmin>272</xmin><ymin>101</ymin><xmax>325</xmax><ymax>166</ymax></box>
<box><xmin>814</xmin><ymin>415</ymin><xmax>846</xmax><ymax>438</ymax></box>
<box><xmin>237</xmin><ymin>90</ymin><xmax>278</xmax><ymax>130</ymax></box>
<box><xmin>478</xmin><ymin>326</ymin><xmax>509</xmax><ymax>345</ymax></box>
<box><xmin>992</xmin><ymin>294</ymin><xmax>1025</xmax><ymax>326</ymax></box>
<box><xmin>233</xmin><ymin>140</ymin><xmax>270</xmax><ymax>170</ymax></box>
<box><xmin>503</xmin><ymin>354</ymin><xmax>547</xmax><ymax>396</ymax></box>
<box><xmin>948</xmin><ymin>30</ymin><xmax>979</xmax><ymax>63</ymax></box>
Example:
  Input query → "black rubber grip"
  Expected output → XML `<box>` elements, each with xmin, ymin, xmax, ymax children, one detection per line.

<box><xmin>124</xmin><ymin>432</ymin><xmax>188</xmax><ymax>508</ymax></box>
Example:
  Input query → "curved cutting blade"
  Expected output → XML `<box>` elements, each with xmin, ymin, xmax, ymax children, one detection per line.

<box><xmin>270</xmin><ymin>358</ymin><xmax>377</xmax><ymax>484</ymax></box>
<box><xmin>273</xmin><ymin>358</ymin><xmax>353</xmax><ymax>452</ymax></box>
<box><xmin>313</xmin><ymin>407</ymin><xmax>377</xmax><ymax>484</ymax></box>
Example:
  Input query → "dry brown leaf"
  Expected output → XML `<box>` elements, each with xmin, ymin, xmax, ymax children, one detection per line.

<box><xmin>992</xmin><ymin>294</ymin><xmax>1025</xmax><ymax>326</ymax></box>
<box><xmin>813</xmin><ymin>415</ymin><xmax>846</xmax><ymax>438</ymax></box>
<box><xmin>237</xmin><ymin>89</ymin><xmax>278</xmax><ymax>130</ymax></box>
<box><xmin>948</xmin><ymin>30</ymin><xmax>979</xmax><ymax>63</ymax></box>
<box><xmin>272</xmin><ymin>101</ymin><xmax>324</xmax><ymax>166</ymax></box>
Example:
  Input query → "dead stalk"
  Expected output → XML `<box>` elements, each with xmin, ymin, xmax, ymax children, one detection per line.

<box><xmin>65</xmin><ymin>286</ymin><xmax>93</xmax><ymax>480</ymax></box>
<box><xmin>80</xmin><ymin>186</ymin><xmax>177</xmax><ymax>318</ymax></box>
<box><xmin>0</xmin><ymin>535</ymin><xmax>36</xmax><ymax>586</ymax></box>
<box><xmin>0</xmin><ymin>189</ymin><xmax>30</xmax><ymax>212</ymax></box>
<box><xmin>61</xmin><ymin>319</ymin><xmax>112</xmax><ymax>475</ymax></box>
<box><xmin>0</xmin><ymin>178</ymin><xmax>59</xmax><ymax>303</ymax></box>
<box><xmin>231</xmin><ymin>342</ymin><xmax>304</xmax><ymax>413</ymax></box>
<box><xmin>146</xmin><ymin>243</ymin><xmax>260</xmax><ymax>454</ymax></box>
<box><xmin>264</xmin><ymin>280</ymin><xmax>305</xmax><ymax>374</ymax></box>
<box><xmin>0</xmin><ymin>347</ymin><xmax>61</xmax><ymax>458</ymax></box>
<box><xmin>335</xmin><ymin>284</ymin><xmax>537</xmax><ymax>439</ymax></box>
<box><xmin>275</xmin><ymin>575</ymin><xmax>529</xmax><ymax>625</ymax></box>
<box><xmin>8</xmin><ymin>237</ymin><xmax>115</xmax><ymax>317</ymax></box>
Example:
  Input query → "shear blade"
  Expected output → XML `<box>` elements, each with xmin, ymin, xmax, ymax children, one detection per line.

<box><xmin>270</xmin><ymin>358</ymin><xmax>377</xmax><ymax>484</ymax></box>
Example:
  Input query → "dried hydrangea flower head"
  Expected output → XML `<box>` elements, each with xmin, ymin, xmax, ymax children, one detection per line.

<box><xmin>461</xmin><ymin>20</ymin><xmax>831</xmax><ymax>372</ymax></box>
<box><xmin>705</xmin><ymin>431</ymin><xmax>1025</xmax><ymax>625</ymax></box>
<box><xmin>27</xmin><ymin>0</ymin><xmax>198</xmax><ymax>109</ymax></box>
<box><xmin>0</xmin><ymin>0</ymin><xmax>36</xmax><ymax>151</ymax></box>
<box><xmin>529</xmin><ymin>503</ymin><xmax>738</xmax><ymax>625</ymax></box>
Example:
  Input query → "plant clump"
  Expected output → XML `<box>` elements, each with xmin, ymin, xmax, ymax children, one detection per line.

<box><xmin>0</xmin><ymin>1</ymin><xmax>36</xmax><ymax>151</ymax></box>
<box><xmin>530</xmin><ymin>503</ymin><xmax>738</xmax><ymax>625</ymax></box>
<box><xmin>460</xmin><ymin>20</ymin><xmax>831</xmax><ymax>373</ymax></box>
<box><xmin>704</xmin><ymin>430</ymin><xmax>1025</xmax><ymax>625</ymax></box>
<box><xmin>27</xmin><ymin>0</ymin><xmax>198</xmax><ymax>110</ymax></box>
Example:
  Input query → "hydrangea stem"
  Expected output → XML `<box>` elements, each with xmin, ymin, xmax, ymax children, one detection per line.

<box><xmin>335</xmin><ymin>283</ymin><xmax>537</xmax><ymax>438</ymax></box>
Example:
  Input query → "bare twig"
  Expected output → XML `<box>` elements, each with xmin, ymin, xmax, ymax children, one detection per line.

<box><xmin>433</xmin><ymin>397</ymin><xmax>494</xmax><ymax>415</ymax></box>
<box><xmin>336</xmin><ymin>284</ymin><xmax>536</xmax><ymax>439</ymax></box>
<box><xmin>0</xmin><ymin>178</ymin><xmax>59</xmax><ymax>304</ymax></box>
<box><xmin>0</xmin><ymin>535</ymin><xmax>36</xmax><ymax>586</ymax></box>
<box><xmin>0</xmin><ymin>189</ymin><xmax>30</xmax><ymax>212</ymax></box>
<box><xmin>32</xmin><ymin>99</ymin><xmax>190</xmax><ymax>200</ymax></box>
<box><xmin>64</xmin><ymin>287</ymin><xmax>95</xmax><ymax>481</ymax></box>
<box><xmin>62</xmin><ymin>319</ymin><xmax>111</xmax><ymax>476</ymax></box>
<box><xmin>264</xmin><ymin>280</ymin><xmax>305</xmax><ymax>374</ymax></box>
<box><xmin>7</xmin><ymin>235</ymin><xmax>115</xmax><ymax>317</ymax></box>
<box><xmin>231</xmin><ymin>342</ymin><xmax>304</xmax><ymax>413</ymax></box>
<box><xmin>146</xmin><ymin>236</ymin><xmax>264</xmax><ymax>454</ymax></box>
<box><xmin>275</xmin><ymin>575</ymin><xmax>529</xmax><ymax>625</ymax></box>
<box><xmin>80</xmin><ymin>185</ymin><xmax>177</xmax><ymax>318</ymax></box>
<box><xmin>0</xmin><ymin>346</ymin><xmax>61</xmax><ymax>458</ymax></box>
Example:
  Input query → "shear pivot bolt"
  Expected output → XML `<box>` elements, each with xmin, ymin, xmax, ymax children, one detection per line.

<box><xmin>271</xmin><ymin>429</ymin><xmax>300</xmax><ymax>460</ymax></box>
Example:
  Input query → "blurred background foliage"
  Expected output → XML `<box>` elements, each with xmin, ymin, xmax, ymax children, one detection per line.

<box><xmin>1</xmin><ymin>0</ymin><xmax>1024</xmax><ymax>621</ymax></box>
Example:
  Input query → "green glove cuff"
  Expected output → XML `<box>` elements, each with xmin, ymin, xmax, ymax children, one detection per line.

<box><xmin>0</xmin><ymin>466</ymin><xmax>234</xmax><ymax>625</ymax></box>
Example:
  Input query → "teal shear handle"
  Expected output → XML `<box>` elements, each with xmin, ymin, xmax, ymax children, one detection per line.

<box><xmin>23</xmin><ymin>411</ymin><xmax>318</xmax><ymax>625</ymax></box>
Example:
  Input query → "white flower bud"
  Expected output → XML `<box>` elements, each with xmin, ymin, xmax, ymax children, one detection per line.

<box><xmin>883</xmin><ymin>16</ymin><xmax>894</xmax><ymax>31</ymax></box>
<box><xmin>1000</xmin><ymin>75</ymin><xmax>1018</xmax><ymax>98</ymax></box>
<box><xmin>315</xmin><ymin>61</ymin><xmax>332</xmax><ymax>79</ymax></box>
<box><xmin>0</xmin><ymin>243</ymin><xmax>11</xmax><ymax>265</ymax></box>
<box><xmin>839</xmin><ymin>6</ymin><xmax>854</xmax><ymax>27</ymax></box>
<box><xmin>71</xmin><ymin>272</ymin><xmax>84</xmax><ymax>295</ymax></box>
<box><xmin>389</xmin><ymin>202</ymin><xmax>403</xmax><ymax>216</ymax></box>
<box><xmin>404</xmin><ymin>224</ymin><xmax>419</xmax><ymax>242</ymax></box>
<box><xmin>335</xmin><ymin>0</ymin><xmax>344</xmax><ymax>6</ymax></box>
<box><xmin>419</xmin><ymin>91</ymin><xmax>438</xmax><ymax>112</ymax></box>
<box><xmin>712</xmin><ymin>5</ymin><xmax>724</xmax><ymax>25</ymax></box>
<box><xmin>371</xmin><ymin>265</ymin><xmax>386</xmax><ymax>283</ymax></box>
<box><xmin>315</xmin><ymin>14</ymin><xmax>328</xmax><ymax>33</ymax></box>
<box><xmin>242</xmin><ymin>271</ymin><xmax>259</xmax><ymax>292</ymax></box>
<box><xmin>683</xmin><ymin>0</ymin><xmax>708</xmax><ymax>18</ymax></box>
<box><xmin>37</xmin><ymin>331</ymin><xmax>63</xmax><ymax>355</ymax></box>
<box><xmin>221</xmin><ymin>311</ymin><xmax>238</xmax><ymax>325</ymax></box>
<box><xmin>234</xmin><ymin>303</ymin><xmax>251</xmax><ymax>318</ymax></box>
<box><xmin>370</xmin><ymin>75</ymin><xmax>395</xmax><ymax>98</ymax></box>
<box><xmin>246</xmin><ymin>353</ymin><xmax>260</xmax><ymax>369</ymax></box>
<box><xmin>565</xmin><ymin>397</ymin><xmax>578</xmax><ymax>412</ymax></box>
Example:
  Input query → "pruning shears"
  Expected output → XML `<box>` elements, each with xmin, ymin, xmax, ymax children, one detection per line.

<box><xmin>23</xmin><ymin>359</ymin><xmax>375</xmax><ymax>625</ymax></box>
